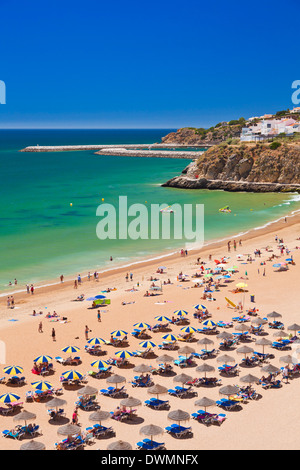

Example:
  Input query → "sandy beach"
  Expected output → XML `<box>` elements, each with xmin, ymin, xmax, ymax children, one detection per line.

<box><xmin>1</xmin><ymin>213</ymin><xmax>300</xmax><ymax>450</ymax></box>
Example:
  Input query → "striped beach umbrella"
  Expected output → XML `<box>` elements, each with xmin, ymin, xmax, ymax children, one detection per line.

<box><xmin>111</xmin><ymin>330</ymin><xmax>128</xmax><ymax>337</ymax></box>
<box><xmin>33</xmin><ymin>355</ymin><xmax>52</xmax><ymax>364</ymax></box>
<box><xmin>174</xmin><ymin>310</ymin><xmax>188</xmax><ymax>317</ymax></box>
<box><xmin>61</xmin><ymin>370</ymin><xmax>83</xmax><ymax>381</ymax></box>
<box><xmin>3</xmin><ymin>366</ymin><xmax>23</xmax><ymax>376</ymax></box>
<box><xmin>161</xmin><ymin>334</ymin><xmax>178</xmax><ymax>342</ymax></box>
<box><xmin>201</xmin><ymin>320</ymin><xmax>217</xmax><ymax>328</ymax></box>
<box><xmin>31</xmin><ymin>381</ymin><xmax>53</xmax><ymax>391</ymax></box>
<box><xmin>0</xmin><ymin>393</ymin><xmax>20</xmax><ymax>404</ymax></box>
<box><xmin>87</xmin><ymin>338</ymin><xmax>106</xmax><ymax>346</ymax></box>
<box><xmin>91</xmin><ymin>360</ymin><xmax>109</xmax><ymax>369</ymax></box>
<box><xmin>193</xmin><ymin>304</ymin><xmax>207</xmax><ymax>311</ymax></box>
<box><xmin>154</xmin><ymin>316</ymin><xmax>171</xmax><ymax>322</ymax></box>
<box><xmin>114</xmin><ymin>350</ymin><xmax>133</xmax><ymax>359</ymax></box>
<box><xmin>139</xmin><ymin>341</ymin><xmax>156</xmax><ymax>349</ymax></box>
<box><xmin>133</xmin><ymin>322</ymin><xmax>151</xmax><ymax>329</ymax></box>
<box><xmin>61</xmin><ymin>346</ymin><xmax>80</xmax><ymax>354</ymax></box>
<box><xmin>180</xmin><ymin>326</ymin><xmax>197</xmax><ymax>334</ymax></box>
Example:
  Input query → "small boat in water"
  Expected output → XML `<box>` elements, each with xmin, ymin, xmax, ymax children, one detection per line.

<box><xmin>219</xmin><ymin>206</ymin><xmax>231</xmax><ymax>213</ymax></box>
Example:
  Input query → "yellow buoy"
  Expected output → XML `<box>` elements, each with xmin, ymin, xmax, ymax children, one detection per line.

<box><xmin>70</xmin><ymin>203</ymin><xmax>73</xmax><ymax>207</ymax></box>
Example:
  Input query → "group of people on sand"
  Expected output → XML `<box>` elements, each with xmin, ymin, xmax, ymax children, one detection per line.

<box><xmin>6</xmin><ymin>296</ymin><xmax>15</xmax><ymax>309</ymax></box>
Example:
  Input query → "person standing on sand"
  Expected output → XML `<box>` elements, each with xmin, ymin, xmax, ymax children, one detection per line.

<box><xmin>26</xmin><ymin>284</ymin><xmax>30</xmax><ymax>294</ymax></box>
<box><xmin>233</xmin><ymin>240</ymin><xmax>237</xmax><ymax>251</ymax></box>
<box><xmin>125</xmin><ymin>273</ymin><xmax>129</xmax><ymax>282</ymax></box>
<box><xmin>97</xmin><ymin>310</ymin><xmax>101</xmax><ymax>322</ymax></box>
<box><xmin>228</xmin><ymin>241</ymin><xmax>231</xmax><ymax>252</ymax></box>
<box><xmin>30</xmin><ymin>285</ymin><xmax>34</xmax><ymax>295</ymax></box>
<box><xmin>11</xmin><ymin>296</ymin><xmax>14</xmax><ymax>308</ymax></box>
<box><xmin>7</xmin><ymin>297</ymin><xmax>10</xmax><ymax>309</ymax></box>
<box><xmin>60</xmin><ymin>275</ymin><xmax>64</xmax><ymax>283</ymax></box>
<box><xmin>52</xmin><ymin>328</ymin><xmax>56</xmax><ymax>341</ymax></box>
<box><xmin>74</xmin><ymin>279</ymin><xmax>78</xmax><ymax>289</ymax></box>
<box><xmin>38</xmin><ymin>321</ymin><xmax>43</xmax><ymax>333</ymax></box>
<box><xmin>85</xmin><ymin>325</ymin><xmax>90</xmax><ymax>340</ymax></box>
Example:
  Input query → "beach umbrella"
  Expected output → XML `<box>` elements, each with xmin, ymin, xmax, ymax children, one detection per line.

<box><xmin>178</xmin><ymin>345</ymin><xmax>195</xmax><ymax>357</ymax></box>
<box><xmin>120</xmin><ymin>396</ymin><xmax>142</xmax><ymax>409</ymax></box>
<box><xmin>217</xmin><ymin>354</ymin><xmax>235</xmax><ymax>365</ymax></box>
<box><xmin>89</xmin><ymin>410</ymin><xmax>111</xmax><ymax>426</ymax></box>
<box><xmin>133</xmin><ymin>322</ymin><xmax>151</xmax><ymax>329</ymax></box>
<box><xmin>114</xmin><ymin>350</ymin><xmax>133</xmax><ymax>359</ymax></box>
<box><xmin>255</xmin><ymin>338</ymin><xmax>272</xmax><ymax>354</ymax></box>
<box><xmin>235</xmin><ymin>324</ymin><xmax>249</xmax><ymax>333</ymax></box>
<box><xmin>267</xmin><ymin>311</ymin><xmax>282</xmax><ymax>319</ymax></box>
<box><xmin>194</xmin><ymin>397</ymin><xmax>216</xmax><ymax>412</ymax></box>
<box><xmin>77</xmin><ymin>385</ymin><xmax>98</xmax><ymax>396</ymax></box>
<box><xmin>287</xmin><ymin>324</ymin><xmax>300</xmax><ymax>335</ymax></box>
<box><xmin>13</xmin><ymin>410</ymin><xmax>36</xmax><ymax>426</ymax></box>
<box><xmin>46</xmin><ymin>397</ymin><xmax>67</xmax><ymax>410</ymax></box>
<box><xmin>19</xmin><ymin>440</ymin><xmax>46</xmax><ymax>451</ymax></box>
<box><xmin>173</xmin><ymin>373</ymin><xmax>193</xmax><ymax>384</ymax></box>
<box><xmin>156</xmin><ymin>354</ymin><xmax>174</xmax><ymax>364</ymax></box>
<box><xmin>161</xmin><ymin>334</ymin><xmax>178</xmax><ymax>342</ymax></box>
<box><xmin>33</xmin><ymin>355</ymin><xmax>52</xmax><ymax>364</ymax></box>
<box><xmin>111</xmin><ymin>330</ymin><xmax>128</xmax><ymax>337</ymax></box>
<box><xmin>91</xmin><ymin>360</ymin><xmax>110</xmax><ymax>369</ymax></box>
<box><xmin>168</xmin><ymin>409</ymin><xmax>190</xmax><ymax>426</ymax></box>
<box><xmin>0</xmin><ymin>393</ymin><xmax>20</xmax><ymax>404</ymax></box>
<box><xmin>240</xmin><ymin>374</ymin><xmax>260</xmax><ymax>386</ymax></box>
<box><xmin>154</xmin><ymin>316</ymin><xmax>171</xmax><ymax>322</ymax></box>
<box><xmin>279</xmin><ymin>355</ymin><xmax>295</xmax><ymax>366</ymax></box>
<box><xmin>273</xmin><ymin>331</ymin><xmax>289</xmax><ymax>338</ymax></box>
<box><xmin>31</xmin><ymin>381</ymin><xmax>53</xmax><ymax>391</ymax></box>
<box><xmin>193</xmin><ymin>305</ymin><xmax>207</xmax><ymax>311</ymax></box>
<box><xmin>236</xmin><ymin>346</ymin><xmax>254</xmax><ymax>358</ymax></box>
<box><xmin>86</xmin><ymin>295</ymin><xmax>106</xmax><ymax>301</ymax></box>
<box><xmin>57</xmin><ymin>424</ymin><xmax>81</xmax><ymax>439</ymax></box>
<box><xmin>180</xmin><ymin>326</ymin><xmax>197</xmax><ymax>334</ymax></box>
<box><xmin>61</xmin><ymin>346</ymin><xmax>80</xmax><ymax>354</ymax></box>
<box><xmin>87</xmin><ymin>338</ymin><xmax>107</xmax><ymax>346</ymax></box>
<box><xmin>106</xmin><ymin>374</ymin><xmax>126</xmax><ymax>386</ymax></box>
<box><xmin>219</xmin><ymin>385</ymin><xmax>240</xmax><ymax>396</ymax></box>
<box><xmin>61</xmin><ymin>370</ymin><xmax>83</xmax><ymax>381</ymax></box>
<box><xmin>3</xmin><ymin>366</ymin><xmax>23</xmax><ymax>376</ymax></box>
<box><xmin>217</xmin><ymin>331</ymin><xmax>233</xmax><ymax>340</ymax></box>
<box><xmin>197</xmin><ymin>337</ymin><xmax>214</xmax><ymax>350</ymax></box>
<box><xmin>139</xmin><ymin>424</ymin><xmax>164</xmax><ymax>443</ymax></box>
<box><xmin>195</xmin><ymin>364</ymin><xmax>215</xmax><ymax>378</ymax></box>
<box><xmin>147</xmin><ymin>384</ymin><xmax>168</xmax><ymax>399</ymax></box>
<box><xmin>261</xmin><ymin>364</ymin><xmax>280</xmax><ymax>375</ymax></box>
<box><xmin>251</xmin><ymin>317</ymin><xmax>267</xmax><ymax>325</ymax></box>
<box><xmin>201</xmin><ymin>320</ymin><xmax>217</xmax><ymax>328</ymax></box>
<box><xmin>133</xmin><ymin>364</ymin><xmax>153</xmax><ymax>373</ymax></box>
<box><xmin>236</xmin><ymin>283</ymin><xmax>248</xmax><ymax>289</ymax></box>
<box><xmin>138</xmin><ymin>341</ymin><xmax>156</xmax><ymax>349</ymax></box>
<box><xmin>174</xmin><ymin>310</ymin><xmax>188</xmax><ymax>317</ymax></box>
<box><xmin>107</xmin><ymin>440</ymin><xmax>132</xmax><ymax>451</ymax></box>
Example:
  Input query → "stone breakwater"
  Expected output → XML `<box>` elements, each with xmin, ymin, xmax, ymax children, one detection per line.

<box><xmin>95</xmin><ymin>148</ymin><xmax>204</xmax><ymax>159</ymax></box>
<box><xmin>20</xmin><ymin>143</ymin><xmax>205</xmax><ymax>153</ymax></box>
<box><xmin>162</xmin><ymin>175</ymin><xmax>300</xmax><ymax>193</ymax></box>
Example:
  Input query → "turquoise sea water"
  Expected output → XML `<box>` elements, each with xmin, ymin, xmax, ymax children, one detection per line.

<box><xmin>1</xmin><ymin>129</ymin><xmax>300</xmax><ymax>292</ymax></box>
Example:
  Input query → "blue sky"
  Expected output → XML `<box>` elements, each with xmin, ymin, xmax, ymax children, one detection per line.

<box><xmin>0</xmin><ymin>0</ymin><xmax>299</xmax><ymax>129</ymax></box>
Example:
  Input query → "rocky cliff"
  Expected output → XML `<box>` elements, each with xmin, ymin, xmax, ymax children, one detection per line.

<box><xmin>162</xmin><ymin>142</ymin><xmax>300</xmax><ymax>193</ymax></box>
<box><xmin>161</xmin><ymin>123</ymin><xmax>243</xmax><ymax>146</ymax></box>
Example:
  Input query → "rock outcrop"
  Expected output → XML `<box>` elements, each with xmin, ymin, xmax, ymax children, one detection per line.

<box><xmin>162</xmin><ymin>142</ymin><xmax>300</xmax><ymax>193</ymax></box>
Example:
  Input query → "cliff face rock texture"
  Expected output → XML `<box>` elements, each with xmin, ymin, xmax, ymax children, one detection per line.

<box><xmin>161</xmin><ymin>124</ymin><xmax>243</xmax><ymax>146</ymax></box>
<box><xmin>162</xmin><ymin>143</ymin><xmax>300</xmax><ymax>192</ymax></box>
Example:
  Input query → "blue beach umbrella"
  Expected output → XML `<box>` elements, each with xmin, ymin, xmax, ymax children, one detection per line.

<box><xmin>114</xmin><ymin>350</ymin><xmax>133</xmax><ymax>359</ymax></box>
<box><xmin>31</xmin><ymin>381</ymin><xmax>53</xmax><ymax>391</ymax></box>
<box><xmin>91</xmin><ymin>360</ymin><xmax>109</xmax><ymax>369</ymax></box>
<box><xmin>86</xmin><ymin>295</ymin><xmax>106</xmax><ymax>301</ymax></box>
<box><xmin>133</xmin><ymin>322</ymin><xmax>151</xmax><ymax>329</ymax></box>
<box><xmin>61</xmin><ymin>370</ymin><xmax>83</xmax><ymax>381</ymax></box>
<box><xmin>3</xmin><ymin>366</ymin><xmax>23</xmax><ymax>376</ymax></box>
<box><xmin>111</xmin><ymin>330</ymin><xmax>128</xmax><ymax>337</ymax></box>
<box><xmin>62</xmin><ymin>346</ymin><xmax>80</xmax><ymax>354</ymax></box>
<box><xmin>154</xmin><ymin>316</ymin><xmax>171</xmax><ymax>322</ymax></box>
<box><xmin>174</xmin><ymin>310</ymin><xmax>188</xmax><ymax>316</ymax></box>
<box><xmin>34</xmin><ymin>355</ymin><xmax>52</xmax><ymax>364</ymax></box>
<box><xmin>139</xmin><ymin>341</ymin><xmax>156</xmax><ymax>349</ymax></box>
<box><xmin>87</xmin><ymin>338</ymin><xmax>106</xmax><ymax>346</ymax></box>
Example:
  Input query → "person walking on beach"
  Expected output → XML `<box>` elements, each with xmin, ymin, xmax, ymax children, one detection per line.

<box><xmin>38</xmin><ymin>321</ymin><xmax>43</xmax><ymax>333</ymax></box>
<box><xmin>233</xmin><ymin>240</ymin><xmax>237</xmax><ymax>251</ymax></box>
<box><xmin>30</xmin><ymin>285</ymin><xmax>34</xmax><ymax>295</ymax></box>
<box><xmin>97</xmin><ymin>310</ymin><xmax>101</xmax><ymax>322</ymax></box>
<box><xmin>7</xmin><ymin>297</ymin><xmax>11</xmax><ymax>309</ymax></box>
<box><xmin>130</xmin><ymin>273</ymin><xmax>133</xmax><ymax>281</ymax></box>
<box><xmin>60</xmin><ymin>274</ymin><xmax>64</xmax><ymax>283</ymax></box>
<box><xmin>74</xmin><ymin>279</ymin><xmax>78</xmax><ymax>289</ymax></box>
<box><xmin>228</xmin><ymin>241</ymin><xmax>231</xmax><ymax>252</ymax></box>
<box><xmin>72</xmin><ymin>407</ymin><xmax>79</xmax><ymax>425</ymax></box>
<box><xmin>26</xmin><ymin>284</ymin><xmax>30</xmax><ymax>294</ymax></box>
<box><xmin>11</xmin><ymin>296</ymin><xmax>14</xmax><ymax>308</ymax></box>
<box><xmin>77</xmin><ymin>274</ymin><xmax>82</xmax><ymax>285</ymax></box>
<box><xmin>125</xmin><ymin>273</ymin><xmax>129</xmax><ymax>282</ymax></box>
<box><xmin>51</xmin><ymin>328</ymin><xmax>56</xmax><ymax>342</ymax></box>
<box><xmin>88</xmin><ymin>272</ymin><xmax>91</xmax><ymax>281</ymax></box>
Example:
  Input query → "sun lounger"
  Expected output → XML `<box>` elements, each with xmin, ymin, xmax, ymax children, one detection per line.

<box><xmin>92</xmin><ymin>424</ymin><xmax>115</xmax><ymax>438</ymax></box>
<box><xmin>99</xmin><ymin>386</ymin><xmax>126</xmax><ymax>397</ymax></box>
<box><xmin>136</xmin><ymin>439</ymin><xmax>165</xmax><ymax>450</ymax></box>
<box><xmin>144</xmin><ymin>398</ymin><xmax>169</xmax><ymax>409</ymax></box>
<box><xmin>218</xmin><ymin>364</ymin><xmax>239</xmax><ymax>376</ymax></box>
<box><xmin>165</xmin><ymin>424</ymin><xmax>192</xmax><ymax>438</ymax></box>
<box><xmin>216</xmin><ymin>399</ymin><xmax>240</xmax><ymax>410</ymax></box>
<box><xmin>261</xmin><ymin>380</ymin><xmax>282</xmax><ymax>389</ymax></box>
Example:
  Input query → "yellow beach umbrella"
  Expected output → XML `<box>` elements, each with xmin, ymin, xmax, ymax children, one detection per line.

<box><xmin>31</xmin><ymin>381</ymin><xmax>53</xmax><ymax>391</ymax></box>
<box><xmin>139</xmin><ymin>341</ymin><xmax>156</xmax><ymax>349</ymax></box>
<box><xmin>3</xmin><ymin>366</ymin><xmax>23</xmax><ymax>376</ymax></box>
<box><xmin>114</xmin><ymin>350</ymin><xmax>133</xmax><ymax>359</ymax></box>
